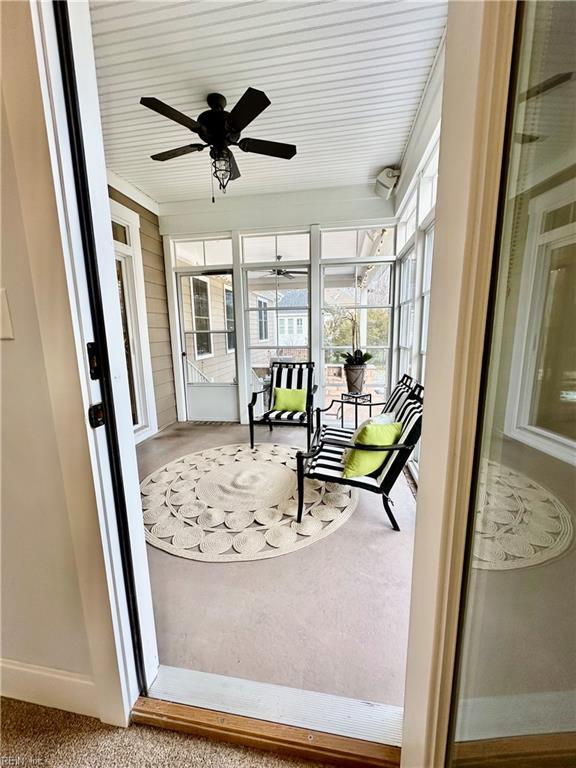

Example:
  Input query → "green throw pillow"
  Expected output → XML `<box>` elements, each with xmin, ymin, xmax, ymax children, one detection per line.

<box><xmin>342</xmin><ymin>420</ymin><xmax>402</xmax><ymax>478</ymax></box>
<box><xmin>350</xmin><ymin>412</ymin><xmax>396</xmax><ymax>441</ymax></box>
<box><xmin>274</xmin><ymin>387</ymin><xmax>307</xmax><ymax>412</ymax></box>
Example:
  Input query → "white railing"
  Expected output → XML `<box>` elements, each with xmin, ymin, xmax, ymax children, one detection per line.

<box><xmin>186</xmin><ymin>358</ymin><xmax>213</xmax><ymax>384</ymax></box>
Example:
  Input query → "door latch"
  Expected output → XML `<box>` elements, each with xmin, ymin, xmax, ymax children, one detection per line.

<box><xmin>88</xmin><ymin>403</ymin><xmax>106</xmax><ymax>428</ymax></box>
<box><xmin>87</xmin><ymin>341</ymin><xmax>101</xmax><ymax>380</ymax></box>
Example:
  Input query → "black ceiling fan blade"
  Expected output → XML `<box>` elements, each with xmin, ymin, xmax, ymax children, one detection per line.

<box><xmin>225</xmin><ymin>147</ymin><xmax>241</xmax><ymax>180</ymax></box>
<box><xmin>151</xmin><ymin>143</ymin><xmax>206</xmax><ymax>161</ymax></box>
<box><xmin>229</xmin><ymin>87</ymin><xmax>270</xmax><ymax>132</ymax></box>
<box><xmin>140</xmin><ymin>97</ymin><xmax>201</xmax><ymax>133</ymax></box>
<box><xmin>238</xmin><ymin>137</ymin><xmax>297</xmax><ymax>160</ymax></box>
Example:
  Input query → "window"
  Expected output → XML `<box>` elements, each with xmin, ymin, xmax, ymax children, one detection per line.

<box><xmin>112</xmin><ymin>220</ymin><xmax>129</xmax><ymax>245</ymax></box>
<box><xmin>322</xmin><ymin>261</ymin><xmax>393</xmax><ymax>408</ymax></box>
<box><xmin>321</xmin><ymin>228</ymin><xmax>394</xmax><ymax>260</ymax></box>
<box><xmin>396</xmin><ymin>192</ymin><xmax>417</xmax><ymax>252</ymax></box>
<box><xmin>418</xmin><ymin>146</ymin><xmax>439</xmax><ymax>224</ymax></box>
<box><xmin>398</xmin><ymin>251</ymin><xmax>416</xmax><ymax>376</ymax></box>
<box><xmin>242</xmin><ymin>233</ymin><xmax>310</xmax><ymax>263</ymax></box>
<box><xmin>420</xmin><ymin>227</ymin><xmax>435</xmax><ymax>377</ymax></box>
<box><xmin>224</xmin><ymin>285</ymin><xmax>235</xmax><ymax>352</ymax></box>
<box><xmin>175</xmin><ymin>238</ymin><xmax>232</xmax><ymax>267</ymax></box>
<box><xmin>257</xmin><ymin>298</ymin><xmax>269</xmax><ymax>341</ymax></box>
<box><xmin>192</xmin><ymin>277</ymin><xmax>212</xmax><ymax>358</ymax></box>
<box><xmin>244</xmin><ymin>265</ymin><xmax>310</xmax><ymax>389</ymax></box>
<box><xmin>504</xmin><ymin>180</ymin><xmax>576</xmax><ymax>463</ymax></box>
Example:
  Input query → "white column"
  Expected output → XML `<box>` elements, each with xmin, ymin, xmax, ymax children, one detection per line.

<box><xmin>232</xmin><ymin>230</ymin><xmax>249</xmax><ymax>425</ymax></box>
<box><xmin>310</xmin><ymin>225</ymin><xmax>322</xmax><ymax>404</ymax></box>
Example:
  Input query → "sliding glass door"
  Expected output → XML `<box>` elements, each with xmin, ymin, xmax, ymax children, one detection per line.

<box><xmin>447</xmin><ymin>1</ymin><xmax>576</xmax><ymax>762</ymax></box>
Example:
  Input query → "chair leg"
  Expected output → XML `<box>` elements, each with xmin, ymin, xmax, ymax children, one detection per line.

<box><xmin>306</xmin><ymin>420</ymin><xmax>312</xmax><ymax>450</ymax></box>
<box><xmin>382</xmin><ymin>495</ymin><xmax>400</xmax><ymax>531</ymax></box>
<box><xmin>296</xmin><ymin>452</ymin><xmax>305</xmax><ymax>523</ymax></box>
<box><xmin>268</xmin><ymin>421</ymin><xmax>273</xmax><ymax>432</ymax></box>
<box><xmin>248</xmin><ymin>406</ymin><xmax>255</xmax><ymax>450</ymax></box>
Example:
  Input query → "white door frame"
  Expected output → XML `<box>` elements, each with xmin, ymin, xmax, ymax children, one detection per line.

<box><xmin>401</xmin><ymin>2</ymin><xmax>516</xmax><ymax>765</ymax></box>
<box><xmin>110</xmin><ymin>199</ymin><xmax>158</xmax><ymax>444</ymax></box>
<box><xmin>30</xmin><ymin>0</ymin><xmax>159</xmax><ymax>725</ymax></box>
<box><xmin>31</xmin><ymin>0</ymin><xmax>518</xmax><ymax>760</ymax></box>
<box><xmin>504</xmin><ymin>181</ymin><xmax>576</xmax><ymax>466</ymax></box>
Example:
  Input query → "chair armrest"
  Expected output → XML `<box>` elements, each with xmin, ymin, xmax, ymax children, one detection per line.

<box><xmin>316</xmin><ymin>399</ymin><xmax>344</xmax><ymax>413</ymax></box>
<box><xmin>249</xmin><ymin>386</ymin><xmax>270</xmax><ymax>407</ymax></box>
<box><xmin>321</xmin><ymin>438</ymin><xmax>415</xmax><ymax>453</ymax></box>
<box><xmin>296</xmin><ymin>444</ymin><xmax>324</xmax><ymax>461</ymax></box>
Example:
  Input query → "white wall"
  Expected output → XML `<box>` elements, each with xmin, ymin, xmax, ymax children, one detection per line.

<box><xmin>159</xmin><ymin>184</ymin><xmax>394</xmax><ymax>236</ymax></box>
<box><xmin>0</xmin><ymin>1</ymin><xmax>123</xmax><ymax>721</ymax></box>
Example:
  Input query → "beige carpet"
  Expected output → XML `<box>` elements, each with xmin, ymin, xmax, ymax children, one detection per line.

<box><xmin>1</xmin><ymin>698</ymin><xmax>331</xmax><ymax>768</ymax></box>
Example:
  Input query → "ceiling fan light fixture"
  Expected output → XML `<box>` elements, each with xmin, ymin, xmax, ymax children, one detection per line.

<box><xmin>211</xmin><ymin>151</ymin><xmax>231</xmax><ymax>192</ymax></box>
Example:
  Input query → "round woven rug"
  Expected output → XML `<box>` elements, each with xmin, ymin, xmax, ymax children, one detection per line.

<box><xmin>140</xmin><ymin>443</ymin><xmax>358</xmax><ymax>562</ymax></box>
<box><xmin>472</xmin><ymin>460</ymin><xmax>573</xmax><ymax>571</ymax></box>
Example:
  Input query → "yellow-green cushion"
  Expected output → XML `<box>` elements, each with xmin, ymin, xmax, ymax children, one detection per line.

<box><xmin>274</xmin><ymin>387</ymin><xmax>307</xmax><ymax>412</ymax></box>
<box><xmin>342</xmin><ymin>420</ymin><xmax>402</xmax><ymax>478</ymax></box>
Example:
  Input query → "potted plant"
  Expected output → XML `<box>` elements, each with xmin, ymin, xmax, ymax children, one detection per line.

<box><xmin>339</xmin><ymin>316</ymin><xmax>372</xmax><ymax>393</ymax></box>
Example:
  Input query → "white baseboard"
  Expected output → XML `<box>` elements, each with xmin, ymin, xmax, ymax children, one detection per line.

<box><xmin>0</xmin><ymin>658</ymin><xmax>98</xmax><ymax>718</ymax></box>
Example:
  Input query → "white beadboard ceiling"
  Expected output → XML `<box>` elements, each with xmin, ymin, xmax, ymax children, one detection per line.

<box><xmin>90</xmin><ymin>0</ymin><xmax>447</xmax><ymax>203</ymax></box>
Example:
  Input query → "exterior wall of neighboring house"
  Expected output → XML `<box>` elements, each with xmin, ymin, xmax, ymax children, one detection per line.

<box><xmin>108</xmin><ymin>187</ymin><xmax>177</xmax><ymax>430</ymax></box>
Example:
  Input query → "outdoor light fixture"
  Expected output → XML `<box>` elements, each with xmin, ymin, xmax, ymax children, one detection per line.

<box><xmin>210</xmin><ymin>148</ymin><xmax>231</xmax><ymax>193</ymax></box>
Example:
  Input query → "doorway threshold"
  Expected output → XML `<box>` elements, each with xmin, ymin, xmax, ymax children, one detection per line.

<box><xmin>145</xmin><ymin>664</ymin><xmax>402</xmax><ymax>746</ymax></box>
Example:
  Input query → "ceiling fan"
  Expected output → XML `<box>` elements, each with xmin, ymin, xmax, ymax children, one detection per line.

<box><xmin>265</xmin><ymin>254</ymin><xmax>308</xmax><ymax>280</ymax></box>
<box><xmin>140</xmin><ymin>88</ymin><xmax>297</xmax><ymax>194</ymax></box>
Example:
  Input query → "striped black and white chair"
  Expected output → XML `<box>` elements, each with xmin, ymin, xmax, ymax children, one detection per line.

<box><xmin>248</xmin><ymin>361</ymin><xmax>317</xmax><ymax>450</ymax></box>
<box><xmin>295</xmin><ymin>389</ymin><xmax>423</xmax><ymax>531</ymax></box>
<box><xmin>314</xmin><ymin>373</ymin><xmax>416</xmax><ymax>448</ymax></box>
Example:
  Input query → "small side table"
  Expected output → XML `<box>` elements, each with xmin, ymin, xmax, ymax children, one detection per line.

<box><xmin>340</xmin><ymin>392</ymin><xmax>372</xmax><ymax>429</ymax></box>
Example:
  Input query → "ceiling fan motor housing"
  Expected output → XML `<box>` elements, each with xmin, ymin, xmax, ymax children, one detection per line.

<box><xmin>199</xmin><ymin>93</ymin><xmax>241</xmax><ymax>151</ymax></box>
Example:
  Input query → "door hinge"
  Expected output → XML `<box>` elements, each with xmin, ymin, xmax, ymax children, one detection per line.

<box><xmin>87</xmin><ymin>341</ymin><xmax>101</xmax><ymax>380</ymax></box>
<box><xmin>88</xmin><ymin>402</ymin><xmax>106</xmax><ymax>428</ymax></box>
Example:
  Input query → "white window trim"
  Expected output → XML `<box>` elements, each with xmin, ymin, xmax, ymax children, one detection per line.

<box><xmin>110</xmin><ymin>199</ymin><xmax>158</xmax><ymax>444</ymax></box>
<box><xmin>191</xmin><ymin>275</ymin><xmax>213</xmax><ymax>360</ymax></box>
<box><xmin>504</xmin><ymin>181</ymin><xmax>576</xmax><ymax>466</ymax></box>
<box><xmin>257</xmin><ymin>297</ymin><xmax>269</xmax><ymax>342</ymax></box>
<box><xmin>224</xmin><ymin>284</ymin><xmax>235</xmax><ymax>354</ymax></box>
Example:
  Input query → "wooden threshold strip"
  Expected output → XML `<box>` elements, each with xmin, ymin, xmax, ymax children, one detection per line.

<box><xmin>451</xmin><ymin>731</ymin><xmax>576</xmax><ymax>768</ymax></box>
<box><xmin>132</xmin><ymin>696</ymin><xmax>401</xmax><ymax>767</ymax></box>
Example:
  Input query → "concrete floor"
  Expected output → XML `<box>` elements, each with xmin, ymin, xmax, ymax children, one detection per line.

<box><xmin>137</xmin><ymin>421</ymin><xmax>416</xmax><ymax>706</ymax></box>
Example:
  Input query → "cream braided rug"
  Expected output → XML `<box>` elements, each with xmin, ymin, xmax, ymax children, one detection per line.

<box><xmin>472</xmin><ymin>460</ymin><xmax>573</xmax><ymax>570</ymax></box>
<box><xmin>140</xmin><ymin>443</ymin><xmax>358</xmax><ymax>562</ymax></box>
